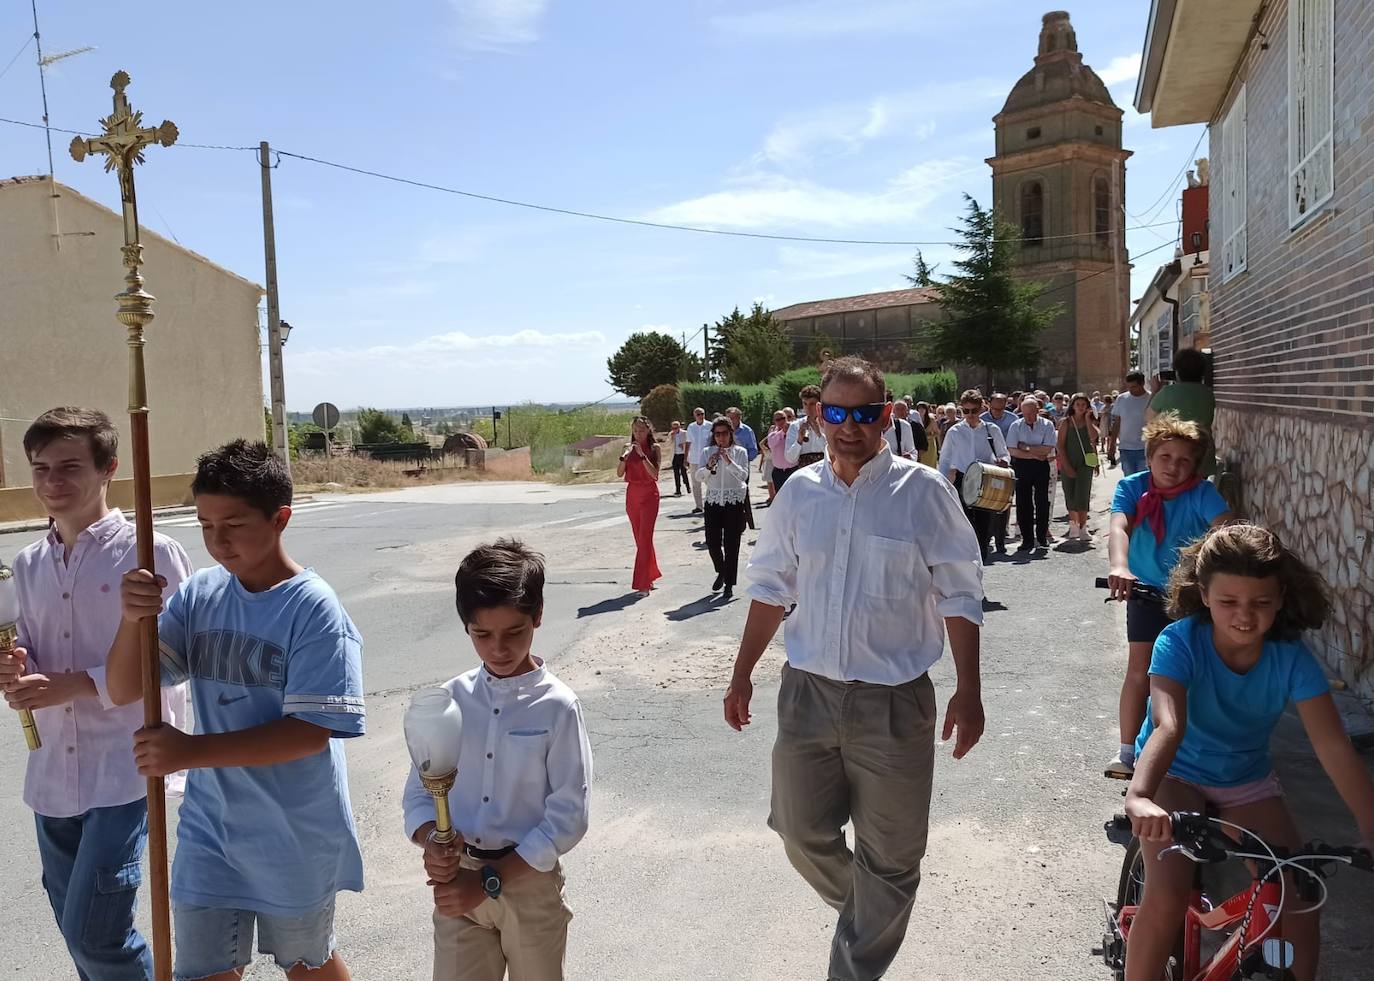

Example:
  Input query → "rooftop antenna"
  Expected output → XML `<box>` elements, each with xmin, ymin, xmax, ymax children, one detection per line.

<box><xmin>31</xmin><ymin>0</ymin><xmax>95</xmax><ymax>250</ymax></box>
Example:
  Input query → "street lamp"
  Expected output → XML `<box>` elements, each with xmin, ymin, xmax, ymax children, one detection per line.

<box><xmin>403</xmin><ymin>687</ymin><xmax>463</xmax><ymax>845</ymax></box>
<box><xmin>0</xmin><ymin>560</ymin><xmax>39</xmax><ymax>751</ymax></box>
<box><xmin>279</xmin><ymin>320</ymin><xmax>293</xmax><ymax>345</ymax></box>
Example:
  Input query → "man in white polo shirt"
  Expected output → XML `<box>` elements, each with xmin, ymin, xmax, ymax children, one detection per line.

<box><xmin>724</xmin><ymin>356</ymin><xmax>985</xmax><ymax>981</ymax></box>
<box><xmin>685</xmin><ymin>406</ymin><xmax>711</xmax><ymax>512</ymax></box>
<box><xmin>938</xmin><ymin>390</ymin><xmax>1010</xmax><ymax>565</ymax></box>
<box><xmin>1006</xmin><ymin>396</ymin><xmax>1058</xmax><ymax>550</ymax></box>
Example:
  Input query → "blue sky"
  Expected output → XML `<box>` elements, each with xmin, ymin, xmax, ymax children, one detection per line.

<box><xmin>0</xmin><ymin>1</ymin><xmax>1202</xmax><ymax>410</ymax></box>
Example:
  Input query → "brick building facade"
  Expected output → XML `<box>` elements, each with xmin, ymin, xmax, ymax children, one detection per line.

<box><xmin>1136</xmin><ymin>0</ymin><xmax>1374</xmax><ymax>694</ymax></box>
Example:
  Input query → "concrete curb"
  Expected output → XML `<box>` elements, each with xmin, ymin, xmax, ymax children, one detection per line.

<box><xmin>0</xmin><ymin>495</ymin><xmax>316</xmax><ymax>537</ymax></box>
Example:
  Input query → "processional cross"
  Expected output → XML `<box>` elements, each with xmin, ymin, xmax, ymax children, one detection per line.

<box><xmin>68</xmin><ymin>70</ymin><xmax>178</xmax><ymax>981</ymax></box>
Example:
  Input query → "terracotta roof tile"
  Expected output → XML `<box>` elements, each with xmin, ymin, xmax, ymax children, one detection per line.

<box><xmin>772</xmin><ymin>287</ymin><xmax>941</xmax><ymax>321</ymax></box>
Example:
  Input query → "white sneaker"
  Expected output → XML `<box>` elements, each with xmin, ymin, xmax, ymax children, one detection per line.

<box><xmin>1104</xmin><ymin>753</ymin><xmax>1135</xmax><ymax>780</ymax></box>
<box><xmin>1067</xmin><ymin>523</ymin><xmax>1081</xmax><ymax>540</ymax></box>
<box><xmin>1080</xmin><ymin>526</ymin><xmax>1094</xmax><ymax>541</ymax></box>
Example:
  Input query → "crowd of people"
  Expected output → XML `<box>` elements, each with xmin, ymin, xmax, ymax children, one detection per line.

<box><xmin>0</xmin><ymin>344</ymin><xmax>1364</xmax><ymax>981</ymax></box>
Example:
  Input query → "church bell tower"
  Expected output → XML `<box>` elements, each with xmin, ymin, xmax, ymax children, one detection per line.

<box><xmin>988</xmin><ymin>11</ymin><xmax>1131</xmax><ymax>392</ymax></box>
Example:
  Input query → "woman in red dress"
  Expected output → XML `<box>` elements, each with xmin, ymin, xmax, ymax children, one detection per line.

<box><xmin>618</xmin><ymin>415</ymin><xmax>662</xmax><ymax>594</ymax></box>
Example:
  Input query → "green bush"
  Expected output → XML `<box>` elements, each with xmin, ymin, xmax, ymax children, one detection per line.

<box><xmin>884</xmin><ymin>370</ymin><xmax>959</xmax><ymax>405</ymax></box>
<box><xmin>771</xmin><ymin>367</ymin><xmax>822</xmax><ymax>412</ymax></box>
<box><xmin>640</xmin><ymin>384</ymin><xmax>680</xmax><ymax>432</ymax></box>
<box><xmin>677</xmin><ymin>383</ymin><xmax>778</xmax><ymax>436</ymax></box>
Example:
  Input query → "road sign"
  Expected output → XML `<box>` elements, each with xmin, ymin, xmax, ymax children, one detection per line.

<box><xmin>312</xmin><ymin>402</ymin><xmax>340</xmax><ymax>430</ymax></box>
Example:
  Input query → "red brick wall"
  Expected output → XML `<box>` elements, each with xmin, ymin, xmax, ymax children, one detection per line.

<box><xmin>1209</xmin><ymin>0</ymin><xmax>1374</xmax><ymax>424</ymax></box>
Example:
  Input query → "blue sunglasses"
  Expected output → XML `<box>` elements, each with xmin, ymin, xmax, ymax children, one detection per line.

<box><xmin>820</xmin><ymin>402</ymin><xmax>886</xmax><ymax>425</ymax></box>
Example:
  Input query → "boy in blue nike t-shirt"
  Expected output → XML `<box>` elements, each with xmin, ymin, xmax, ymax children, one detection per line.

<box><xmin>109</xmin><ymin>440</ymin><xmax>363</xmax><ymax>981</ymax></box>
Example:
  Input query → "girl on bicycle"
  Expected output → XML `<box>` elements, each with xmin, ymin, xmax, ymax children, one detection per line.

<box><xmin>1124</xmin><ymin>523</ymin><xmax>1374</xmax><ymax>981</ymax></box>
<box><xmin>1105</xmin><ymin>412</ymin><xmax>1233</xmax><ymax>778</ymax></box>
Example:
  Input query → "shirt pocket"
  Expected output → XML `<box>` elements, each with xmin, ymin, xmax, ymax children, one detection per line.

<box><xmin>503</xmin><ymin>729</ymin><xmax>551</xmax><ymax>789</ymax></box>
<box><xmin>862</xmin><ymin>536</ymin><xmax>915</xmax><ymax>599</ymax></box>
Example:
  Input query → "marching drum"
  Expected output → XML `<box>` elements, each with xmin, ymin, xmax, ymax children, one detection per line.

<box><xmin>961</xmin><ymin>461</ymin><xmax>1015</xmax><ymax>512</ymax></box>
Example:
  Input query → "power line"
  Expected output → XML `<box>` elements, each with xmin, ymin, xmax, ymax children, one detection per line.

<box><xmin>1127</xmin><ymin>126</ymin><xmax>1208</xmax><ymax>225</ymax></box>
<box><xmin>0</xmin><ymin>35</ymin><xmax>32</xmax><ymax>83</ymax></box>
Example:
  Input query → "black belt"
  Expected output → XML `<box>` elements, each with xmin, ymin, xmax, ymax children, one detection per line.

<box><xmin>464</xmin><ymin>843</ymin><xmax>516</xmax><ymax>861</ymax></box>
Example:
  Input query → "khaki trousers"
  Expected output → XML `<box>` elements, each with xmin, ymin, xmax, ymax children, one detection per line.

<box><xmin>769</xmin><ymin>664</ymin><xmax>937</xmax><ymax>981</ymax></box>
<box><xmin>432</xmin><ymin>857</ymin><xmax>572</xmax><ymax>981</ymax></box>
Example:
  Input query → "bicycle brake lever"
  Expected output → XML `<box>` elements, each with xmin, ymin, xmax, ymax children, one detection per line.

<box><xmin>1158</xmin><ymin>844</ymin><xmax>1202</xmax><ymax>863</ymax></box>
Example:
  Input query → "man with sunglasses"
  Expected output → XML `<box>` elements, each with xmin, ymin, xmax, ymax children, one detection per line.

<box><xmin>938</xmin><ymin>390</ymin><xmax>1011</xmax><ymax>565</ymax></box>
<box><xmin>725</xmin><ymin>356</ymin><xmax>985</xmax><ymax>981</ymax></box>
<box><xmin>783</xmin><ymin>385</ymin><xmax>827</xmax><ymax>470</ymax></box>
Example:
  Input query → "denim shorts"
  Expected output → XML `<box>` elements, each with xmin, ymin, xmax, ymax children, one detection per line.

<box><xmin>172</xmin><ymin>899</ymin><xmax>336</xmax><ymax>980</ymax></box>
<box><xmin>1126</xmin><ymin>593</ymin><xmax>1172</xmax><ymax>644</ymax></box>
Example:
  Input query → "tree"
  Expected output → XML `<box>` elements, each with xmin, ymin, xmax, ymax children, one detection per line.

<box><xmin>356</xmin><ymin>408</ymin><xmax>409</xmax><ymax>443</ymax></box>
<box><xmin>911</xmin><ymin>195</ymin><xmax>1060</xmax><ymax>391</ymax></box>
<box><xmin>641</xmin><ymin>384</ymin><xmax>680</xmax><ymax>431</ymax></box>
<box><xmin>713</xmin><ymin>302</ymin><xmax>792</xmax><ymax>384</ymax></box>
<box><xmin>607</xmin><ymin>331</ymin><xmax>688</xmax><ymax>399</ymax></box>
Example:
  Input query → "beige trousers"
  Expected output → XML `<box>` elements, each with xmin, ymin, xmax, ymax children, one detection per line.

<box><xmin>769</xmin><ymin>664</ymin><xmax>937</xmax><ymax>981</ymax></box>
<box><xmin>432</xmin><ymin>857</ymin><xmax>572</xmax><ymax>981</ymax></box>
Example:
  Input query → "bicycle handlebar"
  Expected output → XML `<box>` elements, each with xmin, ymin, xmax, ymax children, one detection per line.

<box><xmin>1107</xmin><ymin>811</ymin><xmax>1374</xmax><ymax>871</ymax></box>
<box><xmin>1095</xmin><ymin>577</ymin><xmax>1163</xmax><ymax>602</ymax></box>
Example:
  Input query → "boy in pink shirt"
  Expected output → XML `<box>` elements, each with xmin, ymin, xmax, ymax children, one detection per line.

<box><xmin>0</xmin><ymin>408</ymin><xmax>190</xmax><ymax>980</ymax></box>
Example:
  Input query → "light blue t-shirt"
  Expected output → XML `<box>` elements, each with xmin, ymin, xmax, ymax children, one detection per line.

<box><xmin>159</xmin><ymin>566</ymin><xmax>366</xmax><ymax>916</ymax></box>
<box><xmin>1111</xmin><ymin>472</ymin><xmax>1229</xmax><ymax>589</ymax></box>
<box><xmin>1136</xmin><ymin>616</ymin><xmax>1329</xmax><ymax>787</ymax></box>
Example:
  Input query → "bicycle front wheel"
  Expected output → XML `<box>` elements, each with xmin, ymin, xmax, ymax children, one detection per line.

<box><xmin>1116</xmin><ymin>837</ymin><xmax>1186</xmax><ymax>981</ymax></box>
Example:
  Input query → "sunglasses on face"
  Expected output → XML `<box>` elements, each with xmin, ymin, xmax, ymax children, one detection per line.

<box><xmin>820</xmin><ymin>402</ymin><xmax>885</xmax><ymax>425</ymax></box>
<box><xmin>961</xmin><ymin>406</ymin><xmax>981</xmax><ymax>415</ymax></box>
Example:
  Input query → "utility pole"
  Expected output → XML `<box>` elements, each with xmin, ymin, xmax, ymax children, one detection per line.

<box><xmin>259</xmin><ymin>141</ymin><xmax>290</xmax><ymax>475</ymax></box>
<box><xmin>702</xmin><ymin>322</ymin><xmax>710</xmax><ymax>381</ymax></box>
<box><xmin>1112</xmin><ymin>158</ymin><xmax>1127</xmax><ymax>379</ymax></box>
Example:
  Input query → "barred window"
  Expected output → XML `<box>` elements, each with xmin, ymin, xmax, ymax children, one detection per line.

<box><xmin>1021</xmin><ymin>181</ymin><xmax>1044</xmax><ymax>247</ymax></box>
<box><xmin>1289</xmin><ymin>0</ymin><xmax>1334</xmax><ymax>228</ymax></box>
<box><xmin>1218</xmin><ymin>88</ymin><xmax>1247</xmax><ymax>282</ymax></box>
<box><xmin>1093</xmin><ymin>177</ymin><xmax>1111</xmax><ymax>245</ymax></box>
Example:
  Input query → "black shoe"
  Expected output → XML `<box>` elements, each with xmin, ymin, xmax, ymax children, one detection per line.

<box><xmin>1037</xmin><ymin>539</ymin><xmax>1049</xmax><ymax>548</ymax></box>
<box><xmin>1016</xmin><ymin>543</ymin><xmax>1034</xmax><ymax>554</ymax></box>
<box><xmin>692</xmin><ymin>507</ymin><xmax>702</xmax><ymax>514</ymax></box>
<box><xmin>723</xmin><ymin>585</ymin><xmax>734</xmax><ymax>600</ymax></box>
<box><xmin>712</xmin><ymin>574</ymin><xmax>724</xmax><ymax>591</ymax></box>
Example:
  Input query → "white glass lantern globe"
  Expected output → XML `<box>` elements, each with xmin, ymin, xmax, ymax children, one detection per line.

<box><xmin>403</xmin><ymin>687</ymin><xmax>463</xmax><ymax>778</ymax></box>
<box><xmin>0</xmin><ymin>563</ymin><xmax>19</xmax><ymax>625</ymax></box>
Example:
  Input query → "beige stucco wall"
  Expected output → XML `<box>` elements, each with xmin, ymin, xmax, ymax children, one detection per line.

<box><xmin>0</xmin><ymin>179</ymin><xmax>264</xmax><ymax>505</ymax></box>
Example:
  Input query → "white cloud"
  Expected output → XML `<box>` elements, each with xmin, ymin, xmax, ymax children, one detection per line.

<box><xmin>449</xmin><ymin>0</ymin><xmax>549</xmax><ymax>51</ymax></box>
<box><xmin>757</xmin><ymin>79</ymin><xmax>1003</xmax><ymax>165</ymax></box>
<box><xmin>1095</xmin><ymin>52</ymin><xmax>1142</xmax><ymax>87</ymax></box>
<box><xmin>712</xmin><ymin>1</ymin><xmax>956</xmax><ymax>39</ymax></box>
<box><xmin>643</xmin><ymin>157</ymin><xmax>972</xmax><ymax>231</ymax></box>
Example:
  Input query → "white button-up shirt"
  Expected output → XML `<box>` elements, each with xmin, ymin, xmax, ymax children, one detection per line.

<box><xmin>685</xmin><ymin>420</ymin><xmax>712</xmax><ymax>465</ymax></box>
<box><xmin>1006</xmin><ymin>415</ymin><xmax>1058</xmax><ymax>452</ymax></box>
<box><xmin>401</xmin><ymin>659</ymin><xmax>592</xmax><ymax>872</ymax></box>
<box><xmin>12</xmin><ymin>510</ymin><xmax>192</xmax><ymax>818</ymax></box>
<box><xmin>671</xmin><ymin>429</ymin><xmax>687</xmax><ymax>454</ymax></box>
<box><xmin>937</xmin><ymin>420</ymin><xmax>1009</xmax><ymax>480</ymax></box>
<box><xmin>883</xmin><ymin>418</ymin><xmax>917</xmax><ymax>458</ymax></box>
<box><xmin>747</xmin><ymin>447</ymin><xmax>984</xmax><ymax>685</ymax></box>
<box><xmin>695</xmin><ymin>444</ymin><xmax>750</xmax><ymax>505</ymax></box>
<box><xmin>783</xmin><ymin>416</ymin><xmax>827</xmax><ymax>465</ymax></box>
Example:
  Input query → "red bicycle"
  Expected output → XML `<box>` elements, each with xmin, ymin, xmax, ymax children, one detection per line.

<box><xmin>1095</xmin><ymin>810</ymin><xmax>1372</xmax><ymax>980</ymax></box>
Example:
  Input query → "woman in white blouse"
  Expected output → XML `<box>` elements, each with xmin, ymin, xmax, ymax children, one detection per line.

<box><xmin>697</xmin><ymin>416</ymin><xmax>751</xmax><ymax>600</ymax></box>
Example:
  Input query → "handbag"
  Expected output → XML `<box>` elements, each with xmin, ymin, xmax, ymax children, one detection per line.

<box><xmin>1074</xmin><ymin>423</ymin><xmax>1100</xmax><ymax>470</ymax></box>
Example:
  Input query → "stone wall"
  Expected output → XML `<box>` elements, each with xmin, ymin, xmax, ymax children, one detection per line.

<box><xmin>1216</xmin><ymin>408</ymin><xmax>1373</xmax><ymax>696</ymax></box>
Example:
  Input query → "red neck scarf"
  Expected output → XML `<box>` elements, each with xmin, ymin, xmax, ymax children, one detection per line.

<box><xmin>1133</xmin><ymin>474</ymin><xmax>1204</xmax><ymax>543</ymax></box>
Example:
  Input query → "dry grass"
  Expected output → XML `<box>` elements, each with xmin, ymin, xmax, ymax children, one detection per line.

<box><xmin>291</xmin><ymin>454</ymin><xmax>539</xmax><ymax>492</ymax></box>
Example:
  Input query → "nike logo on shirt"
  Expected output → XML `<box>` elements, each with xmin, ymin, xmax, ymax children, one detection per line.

<box><xmin>217</xmin><ymin>693</ymin><xmax>249</xmax><ymax>706</ymax></box>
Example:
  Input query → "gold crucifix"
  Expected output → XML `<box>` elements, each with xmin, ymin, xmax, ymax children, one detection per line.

<box><xmin>68</xmin><ymin>69</ymin><xmax>178</xmax><ymax>981</ymax></box>
<box><xmin>69</xmin><ymin>70</ymin><xmax>179</xmax><ymax>411</ymax></box>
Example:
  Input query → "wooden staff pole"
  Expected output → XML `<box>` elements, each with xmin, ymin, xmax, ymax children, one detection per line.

<box><xmin>69</xmin><ymin>70</ymin><xmax>179</xmax><ymax>981</ymax></box>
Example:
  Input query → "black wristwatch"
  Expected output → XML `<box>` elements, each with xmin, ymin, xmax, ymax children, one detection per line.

<box><xmin>479</xmin><ymin>864</ymin><xmax>502</xmax><ymax>900</ymax></box>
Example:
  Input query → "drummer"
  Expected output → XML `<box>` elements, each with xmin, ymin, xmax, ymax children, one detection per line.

<box><xmin>938</xmin><ymin>390</ymin><xmax>1010</xmax><ymax>565</ymax></box>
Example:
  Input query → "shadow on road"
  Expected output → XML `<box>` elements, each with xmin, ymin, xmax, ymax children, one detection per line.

<box><xmin>576</xmin><ymin>592</ymin><xmax>645</xmax><ymax>618</ymax></box>
<box><xmin>663</xmin><ymin>595</ymin><xmax>728</xmax><ymax>621</ymax></box>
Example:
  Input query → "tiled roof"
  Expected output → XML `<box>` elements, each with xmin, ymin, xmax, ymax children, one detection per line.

<box><xmin>772</xmin><ymin>287</ymin><xmax>941</xmax><ymax>321</ymax></box>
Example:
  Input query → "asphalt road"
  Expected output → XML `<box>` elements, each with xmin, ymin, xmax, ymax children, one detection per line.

<box><xmin>1</xmin><ymin>473</ymin><xmax>1369</xmax><ymax>980</ymax></box>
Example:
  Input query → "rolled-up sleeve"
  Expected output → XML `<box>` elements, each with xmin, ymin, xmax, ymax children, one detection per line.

<box><xmin>918</xmin><ymin>478</ymin><xmax>984</xmax><ymax>624</ymax></box>
<box><xmin>515</xmin><ymin>700</ymin><xmax>593</xmax><ymax>872</ymax></box>
<box><xmin>745</xmin><ymin>489</ymin><xmax>799</xmax><ymax>609</ymax></box>
<box><xmin>783</xmin><ymin>423</ymin><xmax>802</xmax><ymax>465</ymax></box>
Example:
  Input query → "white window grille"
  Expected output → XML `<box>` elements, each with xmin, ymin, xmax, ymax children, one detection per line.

<box><xmin>1289</xmin><ymin>0</ymin><xmax>1334</xmax><ymax>228</ymax></box>
<box><xmin>1218</xmin><ymin>88</ymin><xmax>1247</xmax><ymax>281</ymax></box>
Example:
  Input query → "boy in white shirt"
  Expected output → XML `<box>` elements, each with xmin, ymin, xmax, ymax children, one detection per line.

<box><xmin>403</xmin><ymin>540</ymin><xmax>593</xmax><ymax>981</ymax></box>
